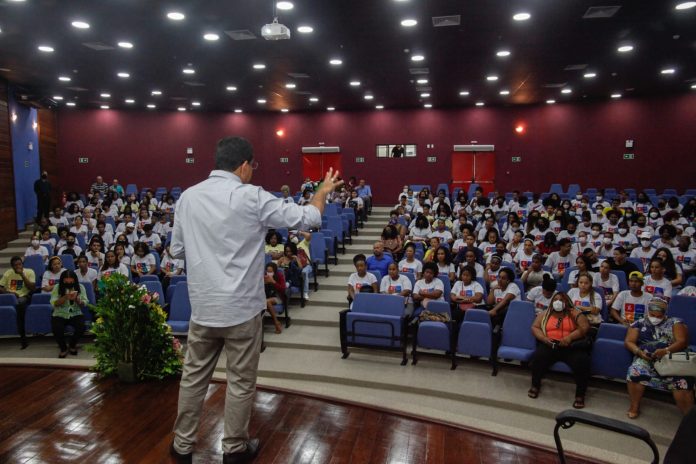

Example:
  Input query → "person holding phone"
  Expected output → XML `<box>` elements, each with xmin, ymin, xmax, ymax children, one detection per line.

<box><xmin>50</xmin><ymin>270</ymin><xmax>87</xmax><ymax>358</ymax></box>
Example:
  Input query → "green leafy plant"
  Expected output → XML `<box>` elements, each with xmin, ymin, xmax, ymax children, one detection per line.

<box><xmin>87</xmin><ymin>274</ymin><xmax>183</xmax><ymax>380</ymax></box>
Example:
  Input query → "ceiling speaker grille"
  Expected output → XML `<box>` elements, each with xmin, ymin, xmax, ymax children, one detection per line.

<box><xmin>224</xmin><ymin>30</ymin><xmax>257</xmax><ymax>40</ymax></box>
<box><xmin>432</xmin><ymin>15</ymin><xmax>461</xmax><ymax>27</ymax></box>
<box><xmin>583</xmin><ymin>6</ymin><xmax>621</xmax><ymax>18</ymax></box>
<box><xmin>82</xmin><ymin>42</ymin><xmax>115</xmax><ymax>51</ymax></box>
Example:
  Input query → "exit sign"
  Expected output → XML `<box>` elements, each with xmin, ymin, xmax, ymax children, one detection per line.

<box><xmin>427</xmin><ymin>156</ymin><xmax>437</xmax><ymax>163</ymax></box>
<box><xmin>78</xmin><ymin>157</ymin><xmax>89</xmax><ymax>164</ymax></box>
<box><xmin>511</xmin><ymin>156</ymin><xmax>522</xmax><ymax>163</ymax></box>
<box><xmin>279</xmin><ymin>157</ymin><xmax>289</xmax><ymax>163</ymax></box>
<box><xmin>185</xmin><ymin>157</ymin><xmax>195</xmax><ymax>164</ymax></box>
<box><xmin>355</xmin><ymin>157</ymin><xmax>365</xmax><ymax>163</ymax></box>
<box><xmin>623</xmin><ymin>153</ymin><xmax>635</xmax><ymax>160</ymax></box>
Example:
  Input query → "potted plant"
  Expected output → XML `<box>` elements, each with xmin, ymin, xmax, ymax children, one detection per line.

<box><xmin>87</xmin><ymin>274</ymin><xmax>183</xmax><ymax>382</ymax></box>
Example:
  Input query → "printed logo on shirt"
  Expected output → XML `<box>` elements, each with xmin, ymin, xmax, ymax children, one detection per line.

<box><xmin>484</xmin><ymin>245</ymin><xmax>495</xmax><ymax>254</ymax></box>
<box><xmin>88</xmin><ymin>262</ymin><xmax>99</xmax><ymax>270</ymax></box>
<box><xmin>574</xmin><ymin>299</ymin><xmax>590</xmax><ymax>308</ymax></box>
<box><xmin>644</xmin><ymin>285</ymin><xmax>664</xmax><ymax>296</ymax></box>
<box><xmin>9</xmin><ymin>279</ymin><xmax>23</xmax><ymax>292</ymax></box>
<box><xmin>388</xmin><ymin>285</ymin><xmax>402</xmax><ymax>293</ymax></box>
<box><xmin>136</xmin><ymin>263</ymin><xmax>149</xmax><ymax>273</ymax></box>
<box><xmin>624</xmin><ymin>303</ymin><xmax>646</xmax><ymax>323</ymax></box>
<box><xmin>520</xmin><ymin>260</ymin><xmax>532</xmax><ymax>270</ymax></box>
<box><xmin>535</xmin><ymin>301</ymin><xmax>546</xmax><ymax>310</ymax></box>
<box><xmin>355</xmin><ymin>283</ymin><xmax>363</xmax><ymax>290</ymax></box>
<box><xmin>460</xmin><ymin>290</ymin><xmax>474</xmax><ymax>297</ymax></box>
<box><xmin>601</xmin><ymin>286</ymin><xmax>614</xmax><ymax>296</ymax></box>
<box><xmin>557</xmin><ymin>262</ymin><xmax>568</xmax><ymax>273</ymax></box>
<box><xmin>165</xmin><ymin>262</ymin><xmax>175</xmax><ymax>272</ymax></box>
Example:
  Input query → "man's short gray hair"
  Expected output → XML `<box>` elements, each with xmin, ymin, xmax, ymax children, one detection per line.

<box><xmin>215</xmin><ymin>136</ymin><xmax>253</xmax><ymax>171</ymax></box>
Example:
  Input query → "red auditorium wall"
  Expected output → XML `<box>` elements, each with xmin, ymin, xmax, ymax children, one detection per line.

<box><xmin>56</xmin><ymin>94</ymin><xmax>696</xmax><ymax>204</ymax></box>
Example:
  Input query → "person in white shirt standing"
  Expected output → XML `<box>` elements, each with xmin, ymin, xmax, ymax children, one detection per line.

<box><xmin>169</xmin><ymin>137</ymin><xmax>342</xmax><ymax>463</ymax></box>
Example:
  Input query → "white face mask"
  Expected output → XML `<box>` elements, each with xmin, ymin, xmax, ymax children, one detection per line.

<box><xmin>596</xmin><ymin>196</ymin><xmax>603</xmax><ymax>201</ymax></box>
<box><xmin>650</xmin><ymin>212</ymin><xmax>658</xmax><ymax>219</ymax></box>
<box><xmin>576</xmin><ymin>194</ymin><xmax>583</xmax><ymax>200</ymax></box>
<box><xmin>603</xmin><ymin>237</ymin><xmax>612</xmax><ymax>244</ymax></box>
<box><xmin>641</xmin><ymin>239</ymin><xmax>652</xmax><ymax>247</ymax></box>
<box><xmin>648</xmin><ymin>316</ymin><xmax>664</xmax><ymax>326</ymax></box>
<box><xmin>31</xmin><ymin>239</ymin><xmax>40</xmax><ymax>246</ymax></box>
<box><xmin>579</xmin><ymin>237</ymin><xmax>587</xmax><ymax>244</ymax></box>
<box><xmin>618</xmin><ymin>228</ymin><xmax>627</xmax><ymax>235</ymax></box>
<box><xmin>552</xmin><ymin>300</ymin><xmax>565</xmax><ymax>312</ymax></box>
<box><xmin>591</xmin><ymin>230</ymin><xmax>600</xmax><ymax>237</ymax></box>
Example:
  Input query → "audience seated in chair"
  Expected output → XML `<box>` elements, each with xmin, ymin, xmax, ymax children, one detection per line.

<box><xmin>50</xmin><ymin>270</ymin><xmax>87</xmax><ymax>359</ymax></box>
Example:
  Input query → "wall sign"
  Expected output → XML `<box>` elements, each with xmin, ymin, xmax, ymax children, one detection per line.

<box><xmin>511</xmin><ymin>156</ymin><xmax>522</xmax><ymax>163</ymax></box>
<box><xmin>427</xmin><ymin>156</ymin><xmax>437</xmax><ymax>163</ymax></box>
<box><xmin>623</xmin><ymin>153</ymin><xmax>635</xmax><ymax>160</ymax></box>
<box><xmin>78</xmin><ymin>157</ymin><xmax>89</xmax><ymax>164</ymax></box>
<box><xmin>355</xmin><ymin>157</ymin><xmax>365</xmax><ymax>163</ymax></box>
<box><xmin>185</xmin><ymin>157</ymin><xmax>195</xmax><ymax>164</ymax></box>
<box><xmin>280</xmin><ymin>157</ymin><xmax>289</xmax><ymax>163</ymax></box>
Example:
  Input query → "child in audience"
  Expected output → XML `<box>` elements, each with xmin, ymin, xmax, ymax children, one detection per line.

<box><xmin>264</xmin><ymin>262</ymin><xmax>286</xmax><ymax>333</ymax></box>
<box><xmin>653</xmin><ymin>224</ymin><xmax>676</xmax><ymax>249</ymax></box>
<box><xmin>596</xmin><ymin>231</ymin><xmax>615</xmax><ymax>257</ymax></box>
<box><xmin>50</xmin><ymin>269</ymin><xmax>87</xmax><ymax>358</ymax></box>
<box><xmin>567</xmin><ymin>273</ymin><xmax>603</xmax><ymax>326</ymax></box>
<box><xmin>398</xmin><ymin>243</ymin><xmax>423</xmax><ymax>279</ymax></box>
<box><xmin>39</xmin><ymin>229</ymin><xmax>56</xmax><ymax>251</ymax></box>
<box><xmin>653</xmin><ymin>248</ymin><xmax>683</xmax><ymax>288</ymax></box>
<box><xmin>42</xmin><ymin>256</ymin><xmax>66</xmax><ymax>293</ymax></box>
<box><xmin>100</xmin><ymin>251</ymin><xmax>130</xmax><ymax>279</ymax></box>
<box><xmin>265</xmin><ymin>231</ymin><xmax>285</xmax><ymax>261</ymax></box>
<box><xmin>160</xmin><ymin>243</ymin><xmax>185</xmax><ymax>287</ymax></box>
<box><xmin>545</xmin><ymin>238</ymin><xmax>573</xmax><ymax>279</ymax></box>
<box><xmin>380</xmin><ymin>262</ymin><xmax>412</xmax><ymax>309</ymax></box>
<box><xmin>486</xmin><ymin>267</ymin><xmax>521</xmax><ymax>328</ymax></box>
<box><xmin>347</xmin><ymin>254</ymin><xmax>378</xmax><ymax>307</ymax></box>
<box><xmin>671</xmin><ymin>236</ymin><xmax>695</xmax><ymax>277</ymax></box>
<box><xmin>75</xmin><ymin>254</ymin><xmax>98</xmax><ymax>288</ymax></box>
<box><xmin>422</xmin><ymin>237</ymin><xmax>441</xmax><ymax>263</ymax></box>
<box><xmin>631</xmin><ymin>232</ymin><xmax>655</xmax><ymax>272</ymax></box>
<box><xmin>433</xmin><ymin>246</ymin><xmax>456</xmax><ymax>283</ymax></box>
<box><xmin>451</xmin><ymin>265</ymin><xmax>485</xmax><ymax>318</ymax></box>
<box><xmin>430</xmin><ymin>219</ymin><xmax>453</xmax><ymax>246</ymax></box>
<box><xmin>86</xmin><ymin>238</ymin><xmax>105</xmax><ymax>271</ymax></box>
<box><xmin>594</xmin><ymin>261</ymin><xmax>620</xmax><ymax>305</ymax></box>
<box><xmin>131</xmin><ymin>243</ymin><xmax>157</xmax><ymax>279</ymax></box>
<box><xmin>514</xmin><ymin>238</ymin><xmax>536</xmax><ymax>273</ymax></box>
<box><xmin>25</xmin><ymin>236</ymin><xmax>49</xmax><ymax>264</ymax></box>
<box><xmin>520</xmin><ymin>254</ymin><xmax>551</xmax><ymax>290</ymax></box>
<box><xmin>526</xmin><ymin>275</ymin><xmax>557</xmax><ymax>314</ymax></box>
<box><xmin>140</xmin><ymin>224</ymin><xmax>162</xmax><ymax>254</ymax></box>
<box><xmin>460</xmin><ymin>249</ymin><xmax>486</xmax><ymax>281</ymax></box>
<box><xmin>412</xmin><ymin>262</ymin><xmax>445</xmax><ymax>310</ymax></box>
<box><xmin>113</xmin><ymin>243</ymin><xmax>131</xmax><ymax>267</ymax></box>
<box><xmin>408</xmin><ymin>215</ymin><xmax>431</xmax><ymax>243</ymax></box>
<box><xmin>610</xmin><ymin>271</ymin><xmax>652</xmax><ymax>325</ymax></box>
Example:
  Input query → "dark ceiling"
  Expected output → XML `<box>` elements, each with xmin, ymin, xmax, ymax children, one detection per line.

<box><xmin>0</xmin><ymin>0</ymin><xmax>695</xmax><ymax>113</ymax></box>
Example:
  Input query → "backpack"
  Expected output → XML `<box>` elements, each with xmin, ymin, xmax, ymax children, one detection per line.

<box><xmin>284</xmin><ymin>261</ymin><xmax>303</xmax><ymax>289</ymax></box>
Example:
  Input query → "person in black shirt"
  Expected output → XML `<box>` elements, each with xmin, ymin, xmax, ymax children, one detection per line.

<box><xmin>391</xmin><ymin>144</ymin><xmax>405</xmax><ymax>158</ymax></box>
<box><xmin>33</xmin><ymin>171</ymin><xmax>51</xmax><ymax>222</ymax></box>
<box><xmin>605</xmin><ymin>246</ymin><xmax>639</xmax><ymax>279</ymax></box>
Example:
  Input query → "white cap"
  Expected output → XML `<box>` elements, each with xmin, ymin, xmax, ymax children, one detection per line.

<box><xmin>640</xmin><ymin>232</ymin><xmax>652</xmax><ymax>239</ymax></box>
<box><xmin>126</xmin><ymin>222</ymin><xmax>135</xmax><ymax>228</ymax></box>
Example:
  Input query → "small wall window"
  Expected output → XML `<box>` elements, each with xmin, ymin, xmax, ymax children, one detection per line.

<box><xmin>376</xmin><ymin>144</ymin><xmax>417</xmax><ymax>158</ymax></box>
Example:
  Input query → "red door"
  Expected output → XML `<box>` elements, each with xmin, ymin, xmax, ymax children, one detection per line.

<box><xmin>302</xmin><ymin>153</ymin><xmax>342</xmax><ymax>181</ymax></box>
<box><xmin>451</xmin><ymin>152</ymin><xmax>496</xmax><ymax>194</ymax></box>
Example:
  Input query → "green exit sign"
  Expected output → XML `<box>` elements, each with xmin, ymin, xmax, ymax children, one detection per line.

<box><xmin>623</xmin><ymin>153</ymin><xmax>635</xmax><ymax>160</ymax></box>
<box><xmin>511</xmin><ymin>156</ymin><xmax>522</xmax><ymax>163</ymax></box>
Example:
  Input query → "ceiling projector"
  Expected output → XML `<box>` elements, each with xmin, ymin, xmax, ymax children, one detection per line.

<box><xmin>261</xmin><ymin>18</ymin><xmax>291</xmax><ymax>40</ymax></box>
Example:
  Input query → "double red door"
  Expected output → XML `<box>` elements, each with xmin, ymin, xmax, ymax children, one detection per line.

<box><xmin>451</xmin><ymin>152</ymin><xmax>495</xmax><ymax>194</ymax></box>
<box><xmin>302</xmin><ymin>153</ymin><xmax>342</xmax><ymax>181</ymax></box>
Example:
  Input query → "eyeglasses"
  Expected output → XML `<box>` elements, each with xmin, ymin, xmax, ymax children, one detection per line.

<box><xmin>249</xmin><ymin>160</ymin><xmax>259</xmax><ymax>170</ymax></box>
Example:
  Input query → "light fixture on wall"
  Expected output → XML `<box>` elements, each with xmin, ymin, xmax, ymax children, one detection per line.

<box><xmin>33</xmin><ymin>120</ymin><xmax>38</xmax><ymax>130</ymax></box>
<box><xmin>11</xmin><ymin>112</ymin><xmax>17</xmax><ymax>122</ymax></box>
<box><xmin>276</xmin><ymin>129</ymin><xmax>285</xmax><ymax>137</ymax></box>
<box><xmin>515</xmin><ymin>124</ymin><xmax>525</xmax><ymax>134</ymax></box>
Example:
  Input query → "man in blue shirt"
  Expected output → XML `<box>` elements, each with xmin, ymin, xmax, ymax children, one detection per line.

<box><xmin>366</xmin><ymin>241</ymin><xmax>393</xmax><ymax>279</ymax></box>
<box><xmin>355</xmin><ymin>179</ymin><xmax>372</xmax><ymax>216</ymax></box>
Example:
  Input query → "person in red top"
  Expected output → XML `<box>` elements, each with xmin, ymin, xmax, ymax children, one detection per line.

<box><xmin>529</xmin><ymin>292</ymin><xmax>591</xmax><ymax>409</ymax></box>
<box><xmin>264</xmin><ymin>263</ymin><xmax>286</xmax><ymax>333</ymax></box>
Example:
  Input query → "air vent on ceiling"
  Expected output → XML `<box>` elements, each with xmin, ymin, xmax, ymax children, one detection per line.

<box><xmin>170</xmin><ymin>97</ymin><xmax>188</xmax><ymax>101</ymax></box>
<box><xmin>66</xmin><ymin>87</ymin><xmax>89</xmax><ymax>92</ymax></box>
<box><xmin>409</xmin><ymin>67</ymin><xmax>430</xmax><ymax>75</ymax></box>
<box><xmin>295</xmin><ymin>91</ymin><xmax>311</xmax><ymax>95</ymax></box>
<box><xmin>287</xmin><ymin>72</ymin><xmax>310</xmax><ymax>79</ymax></box>
<box><xmin>416</xmin><ymin>86</ymin><xmax>432</xmax><ymax>92</ymax></box>
<box><xmin>543</xmin><ymin>83</ymin><xmax>567</xmax><ymax>88</ymax></box>
<box><xmin>184</xmin><ymin>82</ymin><xmax>206</xmax><ymax>87</ymax></box>
<box><xmin>564</xmin><ymin>64</ymin><xmax>588</xmax><ymax>70</ymax></box>
<box><xmin>225</xmin><ymin>29</ymin><xmax>257</xmax><ymax>40</ymax></box>
<box><xmin>583</xmin><ymin>6</ymin><xmax>621</xmax><ymax>19</ymax></box>
<box><xmin>82</xmin><ymin>42</ymin><xmax>115</xmax><ymax>51</ymax></box>
<box><xmin>432</xmin><ymin>15</ymin><xmax>461</xmax><ymax>27</ymax></box>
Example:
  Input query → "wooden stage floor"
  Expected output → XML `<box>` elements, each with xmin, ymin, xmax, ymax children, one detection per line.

<box><xmin>0</xmin><ymin>367</ymin><xmax>596</xmax><ymax>463</ymax></box>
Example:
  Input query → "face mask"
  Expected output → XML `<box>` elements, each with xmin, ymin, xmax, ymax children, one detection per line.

<box><xmin>579</xmin><ymin>237</ymin><xmax>587</xmax><ymax>244</ymax></box>
<box><xmin>650</xmin><ymin>212</ymin><xmax>658</xmax><ymax>219</ymax></box>
<box><xmin>552</xmin><ymin>300</ymin><xmax>565</xmax><ymax>312</ymax></box>
<box><xmin>596</xmin><ymin>196</ymin><xmax>603</xmax><ymax>201</ymax></box>
<box><xmin>591</xmin><ymin>230</ymin><xmax>600</xmax><ymax>237</ymax></box>
<box><xmin>576</xmin><ymin>195</ymin><xmax>582</xmax><ymax>200</ymax></box>
<box><xmin>569</xmin><ymin>211</ymin><xmax>576</xmax><ymax>217</ymax></box>
<box><xmin>641</xmin><ymin>239</ymin><xmax>651</xmax><ymax>247</ymax></box>
<box><xmin>31</xmin><ymin>239</ymin><xmax>40</xmax><ymax>246</ymax></box>
<box><xmin>603</xmin><ymin>237</ymin><xmax>612</xmax><ymax>244</ymax></box>
<box><xmin>484</xmin><ymin>213</ymin><xmax>491</xmax><ymax>219</ymax></box>
<box><xmin>648</xmin><ymin>316</ymin><xmax>664</xmax><ymax>326</ymax></box>
<box><xmin>618</xmin><ymin>228</ymin><xmax>627</xmax><ymax>235</ymax></box>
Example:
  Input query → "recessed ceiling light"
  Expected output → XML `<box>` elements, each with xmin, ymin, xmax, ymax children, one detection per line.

<box><xmin>71</xmin><ymin>20</ymin><xmax>90</xmax><ymax>29</ymax></box>
<box><xmin>375</xmin><ymin>105</ymin><xmax>384</xmax><ymax>110</ymax></box>
<box><xmin>125</xmin><ymin>99</ymin><xmax>135</xmax><ymax>104</ymax></box>
<box><xmin>234</xmin><ymin>109</ymin><xmax>243</xmax><ymax>113</ymax></box>
<box><xmin>459</xmin><ymin>91</ymin><xmax>470</xmax><ymax>96</ymax></box>
<box><xmin>416</xmin><ymin>78</ymin><xmax>428</xmax><ymax>84</ymax></box>
<box><xmin>58</xmin><ymin>76</ymin><xmax>71</xmax><ymax>82</ymax></box>
<box><xmin>146</xmin><ymin>104</ymin><xmax>156</xmax><ymax>109</ymax></box>
<box><xmin>151</xmin><ymin>90</ymin><xmax>162</xmax><ymax>96</ymax></box>
<box><xmin>100</xmin><ymin>93</ymin><xmax>111</xmax><ymax>98</ymax></box>
<box><xmin>513</xmin><ymin>12</ymin><xmax>531</xmax><ymax>21</ymax></box>
<box><xmin>561</xmin><ymin>88</ymin><xmax>572</xmax><ymax>94</ymax></box>
<box><xmin>52</xmin><ymin>95</ymin><xmax>63</xmax><ymax>101</ymax></box>
<box><xmin>499</xmin><ymin>90</ymin><xmax>510</xmax><ymax>95</ymax></box>
<box><xmin>253</xmin><ymin>63</ymin><xmax>266</xmax><ymax>70</ymax></box>
<box><xmin>117</xmin><ymin>72</ymin><xmax>130</xmax><ymax>78</ymax></box>
<box><xmin>349</xmin><ymin>80</ymin><xmax>361</xmax><ymax>87</ymax></box>
<box><xmin>411</xmin><ymin>54</ymin><xmax>425</xmax><ymax>62</ymax></box>
<box><xmin>691</xmin><ymin>84</ymin><xmax>696</xmax><ymax>89</ymax></box>
<box><xmin>182</xmin><ymin>68</ymin><xmax>195</xmax><ymax>74</ymax></box>
<box><xmin>583</xmin><ymin>72</ymin><xmax>597</xmax><ymax>78</ymax></box>
<box><xmin>66</xmin><ymin>102</ymin><xmax>76</xmax><ymax>107</ymax></box>
<box><xmin>276</xmin><ymin>1</ymin><xmax>294</xmax><ymax>10</ymax></box>
<box><xmin>177</xmin><ymin>107</ymin><xmax>186</xmax><ymax>112</ymax></box>
<box><xmin>281</xmin><ymin>108</ymin><xmax>289</xmax><ymax>113</ymax></box>
<box><xmin>309</xmin><ymin>97</ymin><xmax>319</xmax><ymax>102</ymax></box>
<box><xmin>38</xmin><ymin>45</ymin><xmax>54</xmax><ymax>53</ymax></box>
<box><xmin>297</xmin><ymin>25</ymin><xmax>314</xmax><ymax>33</ymax></box>
<box><xmin>167</xmin><ymin>12</ymin><xmax>185</xmax><ymax>21</ymax></box>
<box><xmin>226</xmin><ymin>86</ymin><xmax>237</xmax><ymax>91</ymax></box>
<box><xmin>401</xmin><ymin>19</ymin><xmax>417</xmax><ymax>27</ymax></box>
<box><xmin>661</xmin><ymin>68</ymin><xmax>676</xmax><ymax>74</ymax></box>
<box><xmin>475</xmin><ymin>102</ymin><xmax>485</xmax><ymax>106</ymax></box>
<box><xmin>327</xmin><ymin>106</ymin><xmax>335</xmax><ymax>111</ymax></box>
<box><xmin>610</xmin><ymin>93</ymin><xmax>622</xmax><ymax>99</ymax></box>
<box><xmin>420</xmin><ymin>92</ymin><xmax>430</xmax><ymax>98</ymax></box>
<box><xmin>617</xmin><ymin>45</ymin><xmax>634</xmax><ymax>53</ymax></box>
<box><xmin>257</xmin><ymin>98</ymin><xmax>267</xmax><ymax>104</ymax></box>
<box><xmin>192</xmin><ymin>101</ymin><xmax>201</xmax><ymax>107</ymax></box>
<box><xmin>117</xmin><ymin>41</ymin><xmax>133</xmax><ymax>49</ymax></box>
<box><xmin>423</xmin><ymin>103</ymin><xmax>432</xmax><ymax>108</ymax></box>
<box><xmin>675</xmin><ymin>2</ymin><xmax>696</xmax><ymax>10</ymax></box>
<box><xmin>203</xmin><ymin>33</ymin><xmax>220</xmax><ymax>41</ymax></box>
<box><xmin>285</xmin><ymin>83</ymin><xmax>296</xmax><ymax>88</ymax></box>
<box><xmin>486</xmin><ymin>75</ymin><xmax>498</xmax><ymax>81</ymax></box>
<box><xmin>100</xmin><ymin>105</ymin><xmax>109</xmax><ymax>109</ymax></box>
<box><xmin>546</xmin><ymin>99</ymin><xmax>556</xmax><ymax>104</ymax></box>
<box><xmin>329</xmin><ymin>58</ymin><xmax>343</xmax><ymax>65</ymax></box>
<box><xmin>364</xmin><ymin>95</ymin><xmax>374</xmax><ymax>100</ymax></box>
<box><xmin>496</xmin><ymin>50</ymin><xmax>511</xmax><ymax>57</ymax></box>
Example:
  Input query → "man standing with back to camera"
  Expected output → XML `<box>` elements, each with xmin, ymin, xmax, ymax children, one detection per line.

<box><xmin>169</xmin><ymin>136</ymin><xmax>342</xmax><ymax>463</ymax></box>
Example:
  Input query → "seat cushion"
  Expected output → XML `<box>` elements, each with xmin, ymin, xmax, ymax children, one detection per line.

<box><xmin>345</xmin><ymin>313</ymin><xmax>402</xmax><ymax>347</ymax></box>
<box><xmin>168</xmin><ymin>321</ymin><xmax>189</xmax><ymax>333</ymax></box>
<box><xmin>497</xmin><ymin>346</ymin><xmax>534</xmax><ymax>362</ymax></box>
<box><xmin>417</xmin><ymin>321</ymin><xmax>450</xmax><ymax>351</ymax></box>
<box><xmin>457</xmin><ymin>322</ymin><xmax>492</xmax><ymax>358</ymax></box>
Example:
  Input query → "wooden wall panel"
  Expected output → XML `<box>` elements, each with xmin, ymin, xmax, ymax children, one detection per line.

<box><xmin>0</xmin><ymin>81</ymin><xmax>17</xmax><ymax>248</ymax></box>
<box><xmin>38</xmin><ymin>109</ymin><xmax>59</xmax><ymax>207</ymax></box>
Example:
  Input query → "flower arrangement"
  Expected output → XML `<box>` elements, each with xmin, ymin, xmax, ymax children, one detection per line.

<box><xmin>87</xmin><ymin>274</ymin><xmax>183</xmax><ymax>381</ymax></box>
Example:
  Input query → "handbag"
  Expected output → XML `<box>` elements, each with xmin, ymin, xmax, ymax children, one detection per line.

<box><xmin>654</xmin><ymin>351</ymin><xmax>696</xmax><ymax>377</ymax></box>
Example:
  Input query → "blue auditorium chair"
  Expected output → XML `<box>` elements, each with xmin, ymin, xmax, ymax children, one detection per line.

<box><xmin>310</xmin><ymin>231</ymin><xmax>329</xmax><ymax>278</ymax></box>
<box><xmin>368</xmin><ymin>270</ymin><xmax>382</xmax><ymax>283</ymax></box>
<box><xmin>22</xmin><ymin>254</ymin><xmax>45</xmax><ymax>286</ymax></box>
<box><xmin>0</xmin><ymin>306</ymin><xmax>17</xmax><ymax>336</ymax></box>
<box><xmin>142</xmin><ymin>280</ymin><xmax>164</xmax><ymax>302</ymax></box>
<box><xmin>169</xmin><ymin>275</ymin><xmax>187</xmax><ymax>287</ymax></box>
<box><xmin>549</xmin><ymin>184</ymin><xmax>564</xmax><ymax>195</ymax></box>
<box><xmin>326</xmin><ymin>216</ymin><xmax>347</xmax><ymax>254</ymax></box>
<box><xmin>59</xmin><ymin>254</ymin><xmax>75</xmax><ymax>271</ymax></box>
<box><xmin>168</xmin><ymin>283</ymin><xmax>192</xmax><ymax>333</ymax></box>
<box><xmin>454</xmin><ymin>308</ymin><xmax>494</xmax><ymax>372</ymax></box>
<box><xmin>31</xmin><ymin>293</ymin><xmax>51</xmax><ymax>305</ymax></box>
<box><xmin>340</xmin><ymin>293</ymin><xmax>410</xmax><ymax>365</ymax></box>
<box><xmin>138</xmin><ymin>275</ymin><xmax>159</xmax><ymax>283</ymax></box>
<box><xmin>591</xmin><ymin>324</ymin><xmax>632</xmax><ymax>379</ymax></box>
<box><xmin>25</xmin><ymin>304</ymin><xmax>53</xmax><ymax>334</ymax></box>
<box><xmin>610</xmin><ymin>270</ymin><xmax>629</xmax><ymax>292</ymax></box>
<box><xmin>411</xmin><ymin>301</ymin><xmax>453</xmax><ymax>366</ymax></box>
<box><xmin>668</xmin><ymin>295</ymin><xmax>696</xmax><ymax>350</ymax></box>
<box><xmin>495</xmin><ymin>301</ymin><xmax>537</xmax><ymax>374</ymax></box>
<box><xmin>125</xmin><ymin>184</ymin><xmax>138</xmax><ymax>196</ymax></box>
<box><xmin>566</xmin><ymin>184</ymin><xmax>581</xmax><ymax>197</ymax></box>
<box><xmin>0</xmin><ymin>294</ymin><xmax>18</xmax><ymax>307</ymax></box>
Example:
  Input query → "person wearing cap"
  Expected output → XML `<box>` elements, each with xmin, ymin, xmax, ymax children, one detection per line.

<box><xmin>123</xmin><ymin>222</ymin><xmax>139</xmax><ymax>245</ymax></box>
<box><xmin>610</xmin><ymin>272</ymin><xmax>653</xmax><ymax>325</ymax></box>
<box><xmin>624</xmin><ymin>297</ymin><xmax>694</xmax><ymax>419</ymax></box>
<box><xmin>630</xmin><ymin>231</ymin><xmax>656</xmax><ymax>272</ymax></box>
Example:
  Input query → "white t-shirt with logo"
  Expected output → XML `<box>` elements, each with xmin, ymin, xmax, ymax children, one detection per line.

<box><xmin>611</xmin><ymin>290</ymin><xmax>652</xmax><ymax>323</ymax></box>
<box><xmin>642</xmin><ymin>276</ymin><xmax>673</xmax><ymax>299</ymax></box>
<box><xmin>567</xmin><ymin>288</ymin><xmax>603</xmax><ymax>324</ymax></box>
<box><xmin>671</xmin><ymin>247</ymin><xmax>696</xmax><ymax>272</ymax></box>
<box><xmin>526</xmin><ymin>286</ymin><xmax>552</xmax><ymax>314</ymax></box>
<box><xmin>380</xmin><ymin>275</ymin><xmax>413</xmax><ymax>295</ymax></box>
<box><xmin>348</xmin><ymin>272</ymin><xmax>377</xmax><ymax>292</ymax></box>
<box><xmin>630</xmin><ymin>247</ymin><xmax>654</xmax><ymax>272</ymax></box>
<box><xmin>451</xmin><ymin>280</ymin><xmax>485</xmax><ymax>300</ymax></box>
<box><xmin>77</xmin><ymin>267</ymin><xmax>98</xmax><ymax>285</ymax></box>
<box><xmin>593</xmin><ymin>273</ymin><xmax>620</xmax><ymax>299</ymax></box>
<box><xmin>131</xmin><ymin>254</ymin><xmax>157</xmax><ymax>274</ymax></box>
<box><xmin>398</xmin><ymin>258</ymin><xmax>423</xmax><ymax>275</ymax></box>
<box><xmin>493</xmin><ymin>282</ymin><xmax>521</xmax><ymax>303</ymax></box>
<box><xmin>545</xmin><ymin>252</ymin><xmax>573</xmax><ymax>276</ymax></box>
<box><xmin>413</xmin><ymin>278</ymin><xmax>445</xmax><ymax>301</ymax></box>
